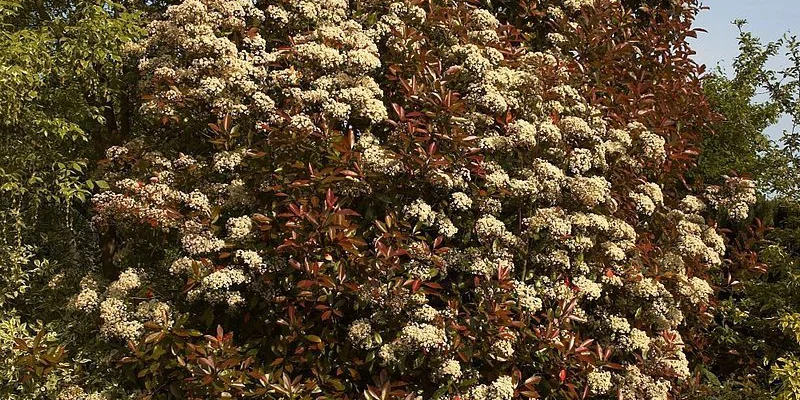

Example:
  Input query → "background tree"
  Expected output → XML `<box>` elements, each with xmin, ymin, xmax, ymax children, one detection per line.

<box><xmin>691</xmin><ymin>23</ymin><xmax>800</xmax><ymax>400</ymax></box>
<box><xmin>0</xmin><ymin>1</ymin><xmax>144</xmax><ymax>398</ymax></box>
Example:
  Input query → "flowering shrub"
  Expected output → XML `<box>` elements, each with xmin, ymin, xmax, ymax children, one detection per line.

<box><xmin>0</xmin><ymin>0</ymin><xmax>767</xmax><ymax>399</ymax></box>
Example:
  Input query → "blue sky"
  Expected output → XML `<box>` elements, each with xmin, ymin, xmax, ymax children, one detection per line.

<box><xmin>692</xmin><ymin>0</ymin><xmax>799</xmax><ymax>70</ymax></box>
<box><xmin>691</xmin><ymin>0</ymin><xmax>800</xmax><ymax>140</ymax></box>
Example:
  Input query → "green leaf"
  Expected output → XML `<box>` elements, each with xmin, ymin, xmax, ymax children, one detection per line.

<box><xmin>304</xmin><ymin>335</ymin><xmax>322</xmax><ymax>343</ymax></box>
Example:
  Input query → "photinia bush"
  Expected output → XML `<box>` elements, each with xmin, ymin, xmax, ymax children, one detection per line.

<box><xmin>41</xmin><ymin>0</ymin><xmax>758</xmax><ymax>399</ymax></box>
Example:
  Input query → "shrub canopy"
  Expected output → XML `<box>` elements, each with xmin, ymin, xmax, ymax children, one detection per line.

<box><xmin>0</xmin><ymin>0</ymin><xmax>769</xmax><ymax>399</ymax></box>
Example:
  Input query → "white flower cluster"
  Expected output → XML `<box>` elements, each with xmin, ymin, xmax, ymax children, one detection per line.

<box><xmin>564</xmin><ymin>0</ymin><xmax>596</xmax><ymax>12</ymax></box>
<box><xmin>679</xmin><ymin>194</ymin><xmax>706</xmax><ymax>214</ymax></box>
<box><xmin>411</xmin><ymin>304</ymin><xmax>440</xmax><ymax>322</ymax></box>
<box><xmin>212</xmin><ymin>149</ymin><xmax>245</xmax><ymax>173</ymax></box>
<box><xmin>587</xmin><ymin>369</ymin><xmax>612</xmax><ymax>394</ymax></box>
<box><xmin>438</xmin><ymin>358</ymin><xmax>462</xmax><ymax>380</ymax></box>
<box><xmin>57</xmin><ymin>386</ymin><xmax>108</xmax><ymax>400</ymax></box>
<box><xmin>107</xmin><ymin>268</ymin><xmax>143</xmax><ymax>298</ymax></box>
<box><xmin>616</xmin><ymin>365</ymin><xmax>672</xmax><ymax>400</ymax></box>
<box><xmin>405</xmin><ymin>198</ymin><xmax>437</xmax><ymax>226</ymax></box>
<box><xmin>105</xmin><ymin>145</ymin><xmax>129</xmax><ymax>160</ymax></box>
<box><xmin>396</xmin><ymin>322</ymin><xmax>448</xmax><ymax>351</ymax></box>
<box><xmin>445</xmin><ymin>247</ymin><xmax>514</xmax><ymax>276</ymax></box>
<box><xmin>169</xmin><ymin>256</ymin><xmax>196</xmax><ymax>275</ymax></box>
<box><xmin>358</xmin><ymin>133</ymin><xmax>402</xmax><ymax>176</ymax></box>
<box><xmin>226</xmin><ymin>215</ymin><xmax>252</xmax><ymax>240</ymax></box>
<box><xmin>573</xmin><ymin>275</ymin><xmax>602</xmax><ymax>300</ymax></box>
<box><xmin>629</xmin><ymin>122</ymin><xmax>667</xmax><ymax>166</ymax></box>
<box><xmin>92</xmin><ymin>188</ymin><xmax>179</xmax><ymax>231</ymax></box>
<box><xmin>181</xmin><ymin>232</ymin><xmax>225</xmax><ymax>255</ymax></box>
<box><xmin>705</xmin><ymin>176</ymin><xmax>757</xmax><ymax>221</ymax></box>
<box><xmin>405</xmin><ymin>199</ymin><xmax>458</xmax><ymax>238</ymax></box>
<box><xmin>99</xmin><ymin>297</ymin><xmax>143</xmax><ymax>342</ymax></box>
<box><xmin>464</xmin><ymin>376</ymin><xmax>515</xmax><ymax>400</ymax></box>
<box><xmin>670</xmin><ymin>210</ymin><xmax>725</xmax><ymax>268</ymax></box>
<box><xmin>629</xmin><ymin>182</ymin><xmax>663</xmax><ymax>216</ymax></box>
<box><xmin>678</xmin><ymin>276</ymin><xmax>714</xmax><ymax>305</ymax></box>
<box><xmin>70</xmin><ymin>275</ymin><xmax>100</xmax><ymax>313</ymax></box>
<box><xmin>376</xmin><ymin>317</ymin><xmax>449</xmax><ymax>365</ymax></box>
<box><xmin>449</xmin><ymin>192</ymin><xmax>473</xmax><ymax>211</ymax></box>
<box><xmin>512</xmin><ymin>280</ymin><xmax>543</xmax><ymax>313</ymax></box>
<box><xmin>475</xmin><ymin>215</ymin><xmax>518</xmax><ymax>246</ymax></box>
<box><xmin>347</xmin><ymin>318</ymin><xmax>375</xmax><ymax>350</ymax></box>
<box><xmin>135</xmin><ymin>300</ymin><xmax>174</xmax><ymax>328</ymax></box>
<box><xmin>235</xmin><ymin>249</ymin><xmax>265</xmax><ymax>274</ymax></box>
<box><xmin>187</xmin><ymin>266</ymin><xmax>251</xmax><ymax>309</ymax></box>
<box><xmin>491</xmin><ymin>333</ymin><xmax>516</xmax><ymax>360</ymax></box>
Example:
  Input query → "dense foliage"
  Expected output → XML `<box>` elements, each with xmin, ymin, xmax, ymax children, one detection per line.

<box><xmin>0</xmin><ymin>0</ymin><xmax>794</xmax><ymax>399</ymax></box>
<box><xmin>690</xmin><ymin>24</ymin><xmax>800</xmax><ymax>399</ymax></box>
